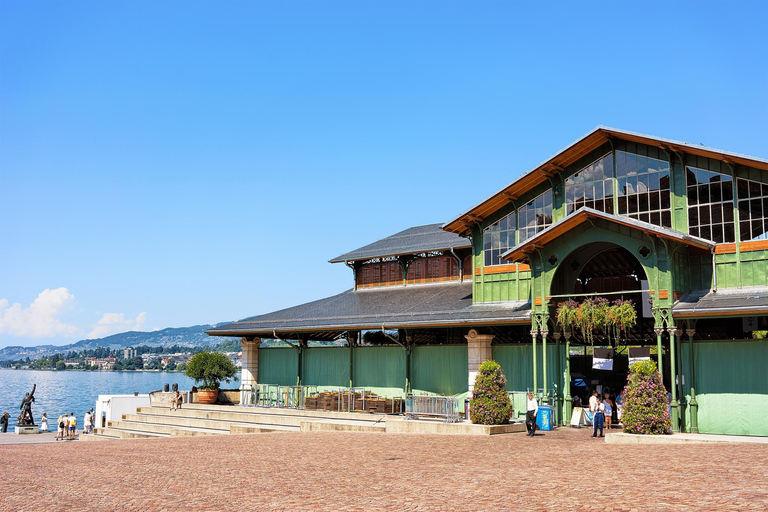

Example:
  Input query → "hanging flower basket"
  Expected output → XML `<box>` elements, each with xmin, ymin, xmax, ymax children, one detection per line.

<box><xmin>556</xmin><ymin>298</ymin><xmax>636</xmax><ymax>346</ymax></box>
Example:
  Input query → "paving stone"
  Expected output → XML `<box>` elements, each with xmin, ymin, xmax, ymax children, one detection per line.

<box><xmin>1</xmin><ymin>427</ymin><xmax>766</xmax><ymax>510</ymax></box>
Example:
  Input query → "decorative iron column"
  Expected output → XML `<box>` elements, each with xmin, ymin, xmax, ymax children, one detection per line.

<box><xmin>686</xmin><ymin>328</ymin><xmax>699</xmax><ymax>433</ymax></box>
<box><xmin>654</xmin><ymin>326</ymin><xmax>665</xmax><ymax>378</ymax></box>
<box><xmin>669</xmin><ymin>328</ymin><xmax>680</xmax><ymax>432</ymax></box>
<box><xmin>553</xmin><ymin>331</ymin><xmax>562</xmax><ymax>422</ymax></box>
<box><xmin>563</xmin><ymin>331</ymin><xmax>572</xmax><ymax>423</ymax></box>
<box><xmin>530</xmin><ymin>329</ymin><xmax>539</xmax><ymax>397</ymax></box>
<box><xmin>541</xmin><ymin>330</ymin><xmax>549</xmax><ymax>404</ymax></box>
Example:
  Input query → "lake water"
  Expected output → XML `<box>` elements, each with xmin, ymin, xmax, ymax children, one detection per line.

<box><xmin>0</xmin><ymin>369</ymin><xmax>240</xmax><ymax>430</ymax></box>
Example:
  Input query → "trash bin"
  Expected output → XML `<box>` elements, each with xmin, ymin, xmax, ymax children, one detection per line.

<box><xmin>536</xmin><ymin>405</ymin><xmax>555</xmax><ymax>431</ymax></box>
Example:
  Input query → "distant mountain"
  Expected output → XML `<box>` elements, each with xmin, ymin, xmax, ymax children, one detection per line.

<box><xmin>0</xmin><ymin>323</ymin><xmax>236</xmax><ymax>361</ymax></box>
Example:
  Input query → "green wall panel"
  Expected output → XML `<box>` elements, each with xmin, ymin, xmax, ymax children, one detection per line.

<box><xmin>258</xmin><ymin>348</ymin><xmax>299</xmax><ymax>386</ymax></box>
<box><xmin>352</xmin><ymin>347</ymin><xmax>406</xmax><ymax>394</ymax></box>
<box><xmin>681</xmin><ymin>340</ymin><xmax>768</xmax><ymax>436</ymax></box>
<box><xmin>410</xmin><ymin>345</ymin><xmax>468</xmax><ymax>396</ymax></box>
<box><xmin>302</xmin><ymin>347</ymin><xmax>350</xmax><ymax>387</ymax></box>
<box><xmin>492</xmin><ymin>344</ymin><xmax>566</xmax><ymax>393</ymax></box>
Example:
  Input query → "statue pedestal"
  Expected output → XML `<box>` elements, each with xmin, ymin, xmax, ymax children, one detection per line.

<box><xmin>15</xmin><ymin>426</ymin><xmax>40</xmax><ymax>435</ymax></box>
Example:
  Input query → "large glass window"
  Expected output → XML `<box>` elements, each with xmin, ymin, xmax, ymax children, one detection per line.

<box><xmin>737</xmin><ymin>178</ymin><xmax>768</xmax><ymax>241</ymax></box>
<box><xmin>483</xmin><ymin>212</ymin><xmax>516</xmax><ymax>266</ymax></box>
<box><xmin>687</xmin><ymin>167</ymin><xmax>734</xmax><ymax>243</ymax></box>
<box><xmin>518</xmin><ymin>190</ymin><xmax>553</xmax><ymax>243</ymax></box>
<box><xmin>565</xmin><ymin>153</ymin><xmax>614</xmax><ymax>214</ymax></box>
<box><xmin>616</xmin><ymin>150</ymin><xmax>671</xmax><ymax>227</ymax></box>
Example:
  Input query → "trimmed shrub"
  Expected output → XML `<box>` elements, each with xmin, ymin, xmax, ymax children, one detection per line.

<box><xmin>621</xmin><ymin>360</ymin><xmax>672</xmax><ymax>435</ymax></box>
<box><xmin>470</xmin><ymin>360</ymin><xmax>513</xmax><ymax>425</ymax></box>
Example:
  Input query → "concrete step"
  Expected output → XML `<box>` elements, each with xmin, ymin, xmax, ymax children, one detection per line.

<box><xmin>136</xmin><ymin>406</ymin><xmax>307</xmax><ymax>427</ymax></box>
<box><xmin>124</xmin><ymin>413</ymin><xmax>297</xmax><ymax>433</ymax></box>
<box><xmin>300</xmin><ymin>419</ymin><xmax>387</xmax><ymax>433</ymax></box>
<box><xmin>80</xmin><ymin>433</ymin><xmax>118</xmax><ymax>442</ymax></box>
<box><xmin>93</xmin><ymin>427</ymin><xmax>167</xmax><ymax>439</ymax></box>
<box><xmin>108</xmin><ymin>420</ymin><xmax>230</xmax><ymax>437</ymax></box>
<box><xmin>154</xmin><ymin>403</ymin><xmax>393</xmax><ymax>423</ymax></box>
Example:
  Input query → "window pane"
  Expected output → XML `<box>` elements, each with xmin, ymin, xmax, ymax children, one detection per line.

<box><xmin>723</xmin><ymin>181</ymin><xmax>733</xmax><ymax>201</ymax></box>
<box><xmin>740</xmin><ymin>221</ymin><xmax>751</xmax><ymax>241</ymax></box>
<box><xmin>724</xmin><ymin>223</ymin><xmax>735</xmax><ymax>242</ymax></box>
<box><xmin>699</xmin><ymin>206</ymin><xmax>710</xmax><ymax>225</ymax></box>
<box><xmin>689</xmin><ymin>208</ymin><xmax>699</xmax><ymax>227</ymax></box>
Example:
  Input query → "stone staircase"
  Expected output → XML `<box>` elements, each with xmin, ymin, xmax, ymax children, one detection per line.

<box><xmin>82</xmin><ymin>403</ymin><xmax>389</xmax><ymax>441</ymax></box>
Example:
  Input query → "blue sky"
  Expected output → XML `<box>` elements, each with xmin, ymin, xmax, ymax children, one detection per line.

<box><xmin>1</xmin><ymin>1</ymin><xmax>766</xmax><ymax>348</ymax></box>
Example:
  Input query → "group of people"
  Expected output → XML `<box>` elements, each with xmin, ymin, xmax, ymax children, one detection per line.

<box><xmin>54</xmin><ymin>409</ymin><xmax>96</xmax><ymax>440</ymax></box>
<box><xmin>588</xmin><ymin>390</ymin><xmax>621</xmax><ymax>437</ymax></box>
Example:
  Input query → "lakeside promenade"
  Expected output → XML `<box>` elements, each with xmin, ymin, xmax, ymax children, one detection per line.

<box><xmin>2</xmin><ymin>428</ymin><xmax>767</xmax><ymax>510</ymax></box>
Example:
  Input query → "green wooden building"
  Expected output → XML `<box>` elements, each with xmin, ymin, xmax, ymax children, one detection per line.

<box><xmin>209</xmin><ymin>126</ymin><xmax>768</xmax><ymax>436</ymax></box>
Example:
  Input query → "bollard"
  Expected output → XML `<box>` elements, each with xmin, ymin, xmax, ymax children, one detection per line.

<box><xmin>172</xmin><ymin>383</ymin><xmax>178</xmax><ymax>392</ymax></box>
<box><xmin>164</xmin><ymin>383</ymin><xmax>170</xmax><ymax>392</ymax></box>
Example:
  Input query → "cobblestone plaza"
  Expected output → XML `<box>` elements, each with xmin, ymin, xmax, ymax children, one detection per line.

<box><xmin>3</xmin><ymin>430</ymin><xmax>766</xmax><ymax>510</ymax></box>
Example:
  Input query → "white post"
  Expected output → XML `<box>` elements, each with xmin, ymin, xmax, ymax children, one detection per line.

<box><xmin>465</xmin><ymin>329</ymin><xmax>495</xmax><ymax>397</ymax></box>
<box><xmin>240</xmin><ymin>337</ymin><xmax>259</xmax><ymax>405</ymax></box>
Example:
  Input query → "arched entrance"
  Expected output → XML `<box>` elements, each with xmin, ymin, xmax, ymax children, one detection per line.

<box><xmin>549</xmin><ymin>242</ymin><xmax>657</xmax><ymax>413</ymax></box>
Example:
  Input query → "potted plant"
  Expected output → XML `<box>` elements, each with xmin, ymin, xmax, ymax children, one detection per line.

<box><xmin>184</xmin><ymin>351</ymin><xmax>238</xmax><ymax>404</ymax></box>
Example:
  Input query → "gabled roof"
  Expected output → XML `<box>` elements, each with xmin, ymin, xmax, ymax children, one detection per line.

<box><xmin>206</xmin><ymin>282</ymin><xmax>530</xmax><ymax>337</ymax></box>
<box><xmin>674</xmin><ymin>286</ymin><xmax>768</xmax><ymax>318</ymax></box>
<box><xmin>443</xmin><ymin>126</ymin><xmax>768</xmax><ymax>236</ymax></box>
<box><xmin>502</xmin><ymin>208</ymin><xmax>714</xmax><ymax>263</ymax></box>
<box><xmin>329</xmin><ymin>223</ymin><xmax>470</xmax><ymax>264</ymax></box>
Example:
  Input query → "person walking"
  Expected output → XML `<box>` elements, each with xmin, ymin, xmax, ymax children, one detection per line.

<box><xmin>84</xmin><ymin>411</ymin><xmax>92</xmax><ymax>434</ymax></box>
<box><xmin>0</xmin><ymin>412</ymin><xmax>9</xmax><ymax>433</ymax></box>
<box><xmin>526</xmin><ymin>392</ymin><xmax>539</xmax><ymax>437</ymax></box>
<box><xmin>592</xmin><ymin>397</ymin><xmax>605</xmax><ymax>437</ymax></box>
<box><xmin>40</xmin><ymin>413</ymin><xmax>49</xmax><ymax>433</ymax></box>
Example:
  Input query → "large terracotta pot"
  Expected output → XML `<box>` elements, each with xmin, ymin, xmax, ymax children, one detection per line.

<box><xmin>197</xmin><ymin>389</ymin><xmax>219</xmax><ymax>404</ymax></box>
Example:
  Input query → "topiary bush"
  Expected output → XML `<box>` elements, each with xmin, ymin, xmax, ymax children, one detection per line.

<box><xmin>470</xmin><ymin>360</ymin><xmax>513</xmax><ymax>425</ymax></box>
<box><xmin>621</xmin><ymin>360</ymin><xmax>672</xmax><ymax>435</ymax></box>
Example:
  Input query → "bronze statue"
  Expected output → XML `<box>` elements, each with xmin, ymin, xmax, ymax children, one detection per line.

<box><xmin>17</xmin><ymin>384</ymin><xmax>36</xmax><ymax>426</ymax></box>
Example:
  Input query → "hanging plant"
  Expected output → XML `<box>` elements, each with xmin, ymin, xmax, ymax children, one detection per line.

<box><xmin>556</xmin><ymin>299</ymin><xmax>578</xmax><ymax>331</ymax></box>
<box><xmin>556</xmin><ymin>297</ymin><xmax>637</xmax><ymax>347</ymax></box>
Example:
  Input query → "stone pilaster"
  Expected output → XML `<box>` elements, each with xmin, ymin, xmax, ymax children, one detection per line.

<box><xmin>465</xmin><ymin>329</ymin><xmax>494</xmax><ymax>397</ymax></box>
<box><xmin>240</xmin><ymin>337</ymin><xmax>260</xmax><ymax>405</ymax></box>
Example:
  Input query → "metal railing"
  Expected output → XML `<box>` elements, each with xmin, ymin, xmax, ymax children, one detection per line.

<box><xmin>242</xmin><ymin>384</ymin><xmax>317</xmax><ymax>409</ymax></box>
<box><xmin>404</xmin><ymin>394</ymin><xmax>460</xmax><ymax>423</ymax></box>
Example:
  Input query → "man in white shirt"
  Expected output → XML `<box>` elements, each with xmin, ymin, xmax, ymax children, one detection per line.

<box><xmin>588</xmin><ymin>390</ymin><xmax>598</xmax><ymax>412</ymax></box>
<box><xmin>526</xmin><ymin>392</ymin><xmax>539</xmax><ymax>437</ymax></box>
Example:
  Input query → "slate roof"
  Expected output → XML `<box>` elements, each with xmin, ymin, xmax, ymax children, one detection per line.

<box><xmin>329</xmin><ymin>224</ymin><xmax>471</xmax><ymax>263</ymax></box>
<box><xmin>207</xmin><ymin>282</ymin><xmax>530</xmax><ymax>336</ymax></box>
<box><xmin>673</xmin><ymin>286</ymin><xmax>768</xmax><ymax>317</ymax></box>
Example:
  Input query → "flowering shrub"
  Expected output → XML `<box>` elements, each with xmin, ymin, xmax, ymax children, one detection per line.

<box><xmin>621</xmin><ymin>360</ymin><xmax>672</xmax><ymax>435</ymax></box>
<box><xmin>470</xmin><ymin>360</ymin><xmax>513</xmax><ymax>425</ymax></box>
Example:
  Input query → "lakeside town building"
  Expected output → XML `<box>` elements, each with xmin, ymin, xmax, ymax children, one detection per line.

<box><xmin>208</xmin><ymin>126</ymin><xmax>768</xmax><ymax>436</ymax></box>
